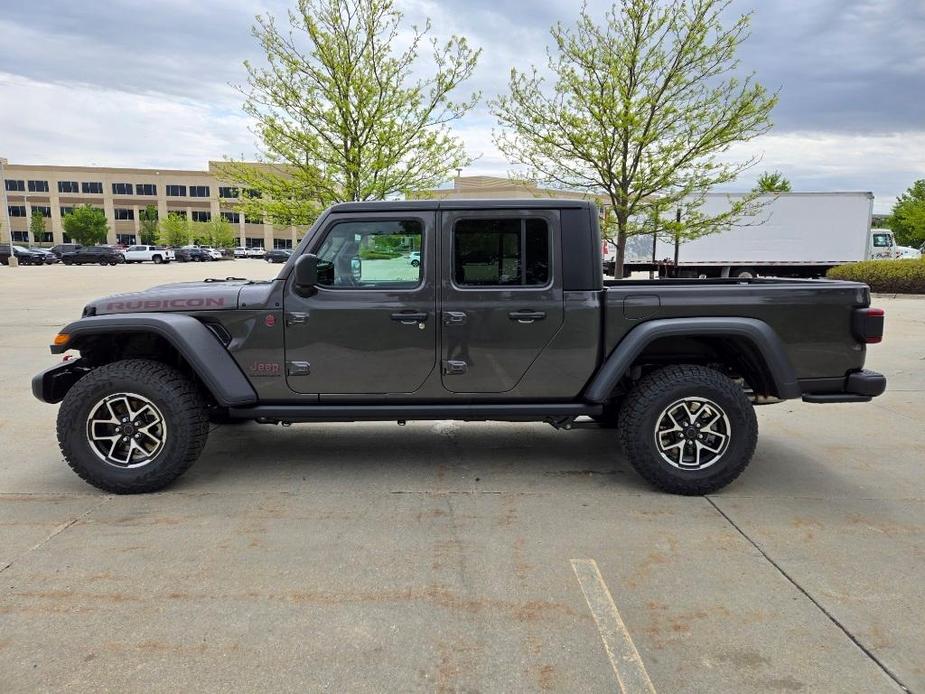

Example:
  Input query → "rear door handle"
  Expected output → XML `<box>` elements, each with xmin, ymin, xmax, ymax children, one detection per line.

<box><xmin>508</xmin><ymin>310</ymin><xmax>546</xmax><ymax>323</ymax></box>
<box><xmin>391</xmin><ymin>311</ymin><xmax>428</xmax><ymax>325</ymax></box>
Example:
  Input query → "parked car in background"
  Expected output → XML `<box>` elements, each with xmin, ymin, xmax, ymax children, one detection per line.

<box><xmin>245</xmin><ymin>246</ymin><xmax>265</xmax><ymax>258</ymax></box>
<box><xmin>0</xmin><ymin>245</ymin><xmax>51</xmax><ymax>265</ymax></box>
<box><xmin>60</xmin><ymin>246</ymin><xmax>125</xmax><ymax>266</ymax></box>
<box><xmin>200</xmin><ymin>247</ymin><xmax>224</xmax><ymax>261</ymax></box>
<box><xmin>233</xmin><ymin>246</ymin><xmax>247</xmax><ymax>258</ymax></box>
<box><xmin>175</xmin><ymin>247</ymin><xmax>211</xmax><ymax>263</ymax></box>
<box><xmin>409</xmin><ymin>250</ymin><xmax>421</xmax><ymax>267</ymax></box>
<box><xmin>123</xmin><ymin>245</ymin><xmax>175</xmax><ymax>264</ymax></box>
<box><xmin>49</xmin><ymin>243</ymin><xmax>82</xmax><ymax>258</ymax></box>
<box><xmin>264</xmin><ymin>249</ymin><xmax>293</xmax><ymax>263</ymax></box>
<box><xmin>32</xmin><ymin>248</ymin><xmax>60</xmax><ymax>264</ymax></box>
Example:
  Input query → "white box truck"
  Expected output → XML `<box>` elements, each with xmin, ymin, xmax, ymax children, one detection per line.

<box><xmin>611</xmin><ymin>192</ymin><xmax>894</xmax><ymax>278</ymax></box>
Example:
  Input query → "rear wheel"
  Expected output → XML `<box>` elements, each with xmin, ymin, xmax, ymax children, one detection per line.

<box><xmin>57</xmin><ymin>359</ymin><xmax>209</xmax><ymax>494</ymax></box>
<box><xmin>617</xmin><ymin>364</ymin><xmax>757</xmax><ymax>495</ymax></box>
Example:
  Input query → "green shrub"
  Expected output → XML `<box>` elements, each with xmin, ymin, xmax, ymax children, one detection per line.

<box><xmin>358</xmin><ymin>248</ymin><xmax>400</xmax><ymax>260</ymax></box>
<box><xmin>827</xmin><ymin>258</ymin><xmax>925</xmax><ymax>293</ymax></box>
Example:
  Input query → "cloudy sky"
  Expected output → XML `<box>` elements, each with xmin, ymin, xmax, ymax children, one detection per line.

<box><xmin>1</xmin><ymin>0</ymin><xmax>922</xmax><ymax>212</ymax></box>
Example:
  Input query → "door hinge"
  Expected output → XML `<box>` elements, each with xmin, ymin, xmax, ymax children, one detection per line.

<box><xmin>444</xmin><ymin>360</ymin><xmax>467</xmax><ymax>375</ymax></box>
<box><xmin>286</xmin><ymin>361</ymin><xmax>311</xmax><ymax>376</ymax></box>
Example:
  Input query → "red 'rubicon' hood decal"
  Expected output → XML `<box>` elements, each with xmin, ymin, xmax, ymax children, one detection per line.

<box><xmin>88</xmin><ymin>281</ymin><xmax>247</xmax><ymax>315</ymax></box>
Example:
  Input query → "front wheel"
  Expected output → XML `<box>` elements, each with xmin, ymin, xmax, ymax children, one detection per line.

<box><xmin>152</xmin><ymin>255</ymin><xmax>163</xmax><ymax>264</ymax></box>
<box><xmin>56</xmin><ymin>359</ymin><xmax>209</xmax><ymax>493</ymax></box>
<box><xmin>617</xmin><ymin>364</ymin><xmax>757</xmax><ymax>495</ymax></box>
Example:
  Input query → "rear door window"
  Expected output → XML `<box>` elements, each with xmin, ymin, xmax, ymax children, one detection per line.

<box><xmin>453</xmin><ymin>218</ymin><xmax>550</xmax><ymax>287</ymax></box>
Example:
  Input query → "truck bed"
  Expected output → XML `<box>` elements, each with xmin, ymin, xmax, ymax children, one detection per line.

<box><xmin>601</xmin><ymin>277</ymin><xmax>869</xmax><ymax>381</ymax></box>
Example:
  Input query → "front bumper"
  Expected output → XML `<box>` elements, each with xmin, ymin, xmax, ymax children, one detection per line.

<box><xmin>802</xmin><ymin>369</ymin><xmax>887</xmax><ymax>404</ymax></box>
<box><xmin>32</xmin><ymin>359</ymin><xmax>92</xmax><ymax>404</ymax></box>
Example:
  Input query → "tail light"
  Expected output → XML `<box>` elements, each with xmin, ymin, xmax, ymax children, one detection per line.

<box><xmin>852</xmin><ymin>307</ymin><xmax>884</xmax><ymax>344</ymax></box>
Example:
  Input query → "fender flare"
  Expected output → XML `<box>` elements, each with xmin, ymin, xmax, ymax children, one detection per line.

<box><xmin>50</xmin><ymin>313</ymin><xmax>257</xmax><ymax>406</ymax></box>
<box><xmin>583</xmin><ymin>317</ymin><xmax>801</xmax><ymax>403</ymax></box>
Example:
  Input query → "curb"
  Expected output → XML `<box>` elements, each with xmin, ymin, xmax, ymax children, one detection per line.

<box><xmin>871</xmin><ymin>293</ymin><xmax>925</xmax><ymax>300</ymax></box>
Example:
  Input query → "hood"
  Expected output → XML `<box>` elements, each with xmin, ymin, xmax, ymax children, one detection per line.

<box><xmin>86</xmin><ymin>280</ymin><xmax>251</xmax><ymax>316</ymax></box>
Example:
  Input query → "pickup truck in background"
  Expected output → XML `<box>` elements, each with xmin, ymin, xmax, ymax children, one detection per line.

<box><xmin>33</xmin><ymin>200</ymin><xmax>886</xmax><ymax>496</ymax></box>
<box><xmin>122</xmin><ymin>245</ymin><xmax>175</xmax><ymax>264</ymax></box>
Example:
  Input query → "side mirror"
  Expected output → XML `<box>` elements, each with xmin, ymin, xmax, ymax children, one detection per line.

<box><xmin>294</xmin><ymin>253</ymin><xmax>319</xmax><ymax>288</ymax></box>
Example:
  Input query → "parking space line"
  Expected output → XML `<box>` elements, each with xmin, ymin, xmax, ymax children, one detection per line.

<box><xmin>570</xmin><ymin>558</ymin><xmax>656</xmax><ymax>694</ymax></box>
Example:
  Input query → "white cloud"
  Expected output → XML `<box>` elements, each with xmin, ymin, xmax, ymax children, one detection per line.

<box><xmin>0</xmin><ymin>72</ymin><xmax>256</xmax><ymax>169</ymax></box>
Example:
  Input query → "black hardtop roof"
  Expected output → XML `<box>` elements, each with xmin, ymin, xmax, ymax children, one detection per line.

<box><xmin>328</xmin><ymin>198</ymin><xmax>597</xmax><ymax>213</ymax></box>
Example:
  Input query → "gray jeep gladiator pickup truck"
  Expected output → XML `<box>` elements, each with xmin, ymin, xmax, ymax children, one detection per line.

<box><xmin>33</xmin><ymin>199</ymin><xmax>886</xmax><ymax>495</ymax></box>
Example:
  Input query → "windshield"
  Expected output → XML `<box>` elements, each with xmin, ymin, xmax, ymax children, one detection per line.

<box><xmin>873</xmin><ymin>233</ymin><xmax>893</xmax><ymax>247</ymax></box>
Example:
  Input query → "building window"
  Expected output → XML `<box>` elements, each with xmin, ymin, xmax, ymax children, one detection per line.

<box><xmin>12</xmin><ymin>231</ymin><xmax>29</xmax><ymax>242</ymax></box>
<box><xmin>8</xmin><ymin>205</ymin><xmax>26</xmax><ymax>217</ymax></box>
<box><xmin>135</xmin><ymin>183</ymin><xmax>157</xmax><ymax>195</ymax></box>
<box><xmin>112</xmin><ymin>182</ymin><xmax>133</xmax><ymax>195</ymax></box>
<box><xmin>167</xmin><ymin>209</ymin><xmax>187</xmax><ymax>219</ymax></box>
<box><xmin>273</xmin><ymin>238</ymin><xmax>293</xmax><ymax>249</ymax></box>
<box><xmin>114</xmin><ymin>208</ymin><xmax>134</xmax><ymax>220</ymax></box>
<box><xmin>245</xmin><ymin>237</ymin><xmax>264</xmax><ymax>247</ymax></box>
<box><xmin>244</xmin><ymin>213</ymin><xmax>263</xmax><ymax>224</ymax></box>
<box><xmin>116</xmin><ymin>234</ymin><xmax>137</xmax><ymax>245</ymax></box>
<box><xmin>219</xmin><ymin>186</ymin><xmax>239</xmax><ymax>198</ymax></box>
<box><xmin>5</xmin><ymin>179</ymin><xmax>25</xmax><ymax>192</ymax></box>
<box><xmin>243</xmin><ymin>188</ymin><xmax>262</xmax><ymax>199</ymax></box>
<box><xmin>60</xmin><ymin>206</ymin><xmax>74</xmax><ymax>217</ymax></box>
<box><xmin>189</xmin><ymin>185</ymin><xmax>210</xmax><ymax>198</ymax></box>
<box><xmin>221</xmin><ymin>211</ymin><xmax>240</xmax><ymax>223</ymax></box>
<box><xmin>453</xmin><ymin>218</ymin><xmax>550</xmax><ymax>287</ymax></box>
<box><xmin>28</xmin><ymin>180</ymin><xmax>49</xmax><ymax>193</ymax></box>
<box><xmin>191</xmin><ymin>210</ymin><xmax>211</xmax><ymax>222</ymax></box>
<box><xmin>58</xmin><ymin>181</ymin><xmax>79</xmax><ymax>193</ymax></box>
<box><xmin>81</xmin><ymin>181</ymin><xmax>103</xmax><ymax>194</ymax></box>
<box><xmin>166</xmin><ymin>185</ymin><xmax>187</xmax><ymax>197</ymax></box>
<box><xmin>33</xmin><ymin>206</ymin><xmax>52</xmax><ymax>218</ymax></box>
<box><xmin>35</xmin><ymin>232</ymin><xmax>53</xmax><ymax>243</ymax></box>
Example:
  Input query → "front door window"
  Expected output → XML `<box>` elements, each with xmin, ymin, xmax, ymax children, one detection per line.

<box><xmin>315</xmin><ymin>220</ymin><xmax>423</xmax><ymax>288</ymax></box>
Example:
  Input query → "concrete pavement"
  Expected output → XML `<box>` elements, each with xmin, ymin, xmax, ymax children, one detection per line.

<box><xmin>0</xmin><ymin>262</ymin><xmax>921</xmax><ymax>692</ymax></box>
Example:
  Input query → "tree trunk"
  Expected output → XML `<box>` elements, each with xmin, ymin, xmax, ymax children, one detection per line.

<box><xmin>615</xmin><ymin>213</ymin><xmax>628</xmax><ymax>278</ymax></box>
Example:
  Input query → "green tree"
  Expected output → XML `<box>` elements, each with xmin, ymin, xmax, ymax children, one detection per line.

<box><xmin>157</xmin><ymin>213</ymin><xmax>191</xmax><ymax>247</ymax></box>
<box><xmin>491</xmin><ymin>0</ymin><xmax>777</xmax><ymax>276</ymax></box>
<box><xmin>886</xmin><ymin>180</ymin><xmax>925</xmax><ymax>247</ymax></box>
<box><xmin>217</xmin><ymin>0</ymin><xmax>481</xmax><ymax>225</ymax></box>
<box><xmin>754</xmin><ymin>171</ymin><xmax>791</xmax><ymax>192</ymax></box>
<box><xmin>192</xmin><ymin>218</ymin><xmax>236</xmax><ymax>249</ymax></box>
<box><xmin>139</xmin><ymin>205</ymin><xmax>159</xmax><ymax>244</ymax></box>
<box><xmin>29</xmin><ymin>209</ymin><xmax>46</xmax><ymax>245</ymax></box>
<box><xmin>62</xmin><ymin>205</ymin><xmax>108</xmax><ymax>246</ymax></box>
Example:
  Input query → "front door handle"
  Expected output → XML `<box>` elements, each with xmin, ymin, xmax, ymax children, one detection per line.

<box><xmin>509</xmin><ymin>310</ymin><xmax>546</xmax><ymax>323</ymax></box>
<box><xmin>391</xmin><ymin>311</ymin><xmax>428</xmax><ymax>325</ymax></box>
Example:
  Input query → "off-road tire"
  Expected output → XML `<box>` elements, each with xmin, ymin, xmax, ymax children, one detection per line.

<box><xmin>57</xmin><ymin>359</ymin><xmax>209</xmax><ymax>494</ymax></box>
<box><xmin>617</xmin><ymin>364</ymin><xmax>757</xmax><ymax>495</ymax></box>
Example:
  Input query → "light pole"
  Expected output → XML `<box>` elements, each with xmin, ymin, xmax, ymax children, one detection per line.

<box><xmin>0</xmin><ymin>156</ymin><xmax>15</xmax><ymax>266</ymax></box>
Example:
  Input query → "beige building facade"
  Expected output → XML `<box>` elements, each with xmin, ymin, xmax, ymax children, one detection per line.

<box><xmin>411</xmin><ymin>175</ymin><xmax>604</xmax><ymax>204</ymax></box>
<box><xmin>1</xmin><ymin>159</ymin><xmax>303</xmax><ymax>249</ymax></box>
